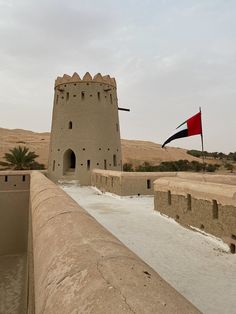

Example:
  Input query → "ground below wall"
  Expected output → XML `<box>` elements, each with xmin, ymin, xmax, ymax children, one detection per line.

<box><xmin>0</xmin><ymin>254</ymin><xmax>27</xmax><ymax>314</ymax></box>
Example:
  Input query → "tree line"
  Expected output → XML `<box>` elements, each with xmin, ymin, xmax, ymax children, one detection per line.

<box><xmin>123</xmin><ymin>160</ymin><xmax>220</xmax><ymax>172</ymax></box>
<box><xmin>187</xmin><ymin>149</ymin><xmax>236</xmax><ymax>161</ymax></box>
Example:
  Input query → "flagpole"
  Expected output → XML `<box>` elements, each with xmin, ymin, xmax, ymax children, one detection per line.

<box><xmin>199</xmin><ymin>106</ymin><xmax>205</xmax><ymax>171</ymax></box>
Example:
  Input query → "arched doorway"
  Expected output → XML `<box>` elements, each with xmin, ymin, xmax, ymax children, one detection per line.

<box><xmin>63</xmin><ymin>149</ymin><xmax>76</xmax><ymax>175</ymax></box>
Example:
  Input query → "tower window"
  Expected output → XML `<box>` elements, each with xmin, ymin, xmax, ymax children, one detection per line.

<box><xmin>110</xmin><ymin>94</ymin><xmax>113</xmax><ymax>104</ymax></box>
<box><xmin>187</xmin><ymin>194</ymin><xmax>191</xmax><ymax>211</ymax></box>
<box><xmin>230</xmin><ymin>244</ymin><xmax>236</xmax><ymax>254</ymax></box>
<box><xmin>66</xmin><ymin>92</ymin><xmax>69</xmax><ymax>101</ymax></box>
<box><xmin>87</xmin><ymin>160</ymin><xmax>90</xmax><ymax>170</ymax></box>
<box><xmin>98</xmin><ymin>92</ymin><xmax>100</xmax><ymax>100</ymax></box>
<box><xmin>168</xmin><ymin>190</ymin><xmax>171</xmax><ymax>205</ymax></box>
<box><xmin>68</xmin><ymin>121</ymin><xmax>72</xmax><ymax>129</ymax></box>
<box><xmin>22</xmin><ymin>175</ymin><xmax>25</xmax><ymax>182</ymax></box>
<box><xmin>147</xmin><ymin>179</ymin><xmax>151</xmax><ymax>189</ymax></box>
<box><xmin>213</xmin><ymin>200</ymin><xmax>218</xmax><ymax>219</ymax></box>
<box><xmin>113</xmin><ymin>154</ymin><xmax>117</xmax><ymax>167</ymax></box>
<box><xmin>53</xmin><ymin>160</ymin><xmax>55</xmax><ymax>171</ymax></box>
<box><xmin>81</xmin><ymin>92</ymin><xmax>85</xmax><ymax>100</ymax></box>
<box><xmin>5</xmin><ymin>176</ymin><xmax>8</xmax><ymax>182</ymax></box>
<box><xmin>104</xmin><ymin>159</ymin><xmax>107</xmax><ymax>170</ymax></box>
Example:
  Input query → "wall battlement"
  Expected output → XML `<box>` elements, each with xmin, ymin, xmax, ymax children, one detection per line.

<box><xmin>55</xmin><ymin>72</ymin><xmax>116</xmax><ymax>88</ymax></box>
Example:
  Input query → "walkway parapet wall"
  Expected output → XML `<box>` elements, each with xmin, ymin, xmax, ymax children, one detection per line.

<box><xmin>0</xmin><ymin>171</ymin><xmax>30</xmax><ymax>255</ymax></box>
<box><xmin>92</xmin><ymin>169</ymin><xmax>236</xmax><ymax>196</ymax></box>
<box><xmin>91</xmin><ymin>169</ymin><xmax>177</xmax><ymax>195</ymax></box>
<box><xmin>0</xmin><ymin>171</ymin><xmax>30</xmax><ymax>313</ymax></box>
<box><xmin>30</xmin><ymin>171</ymin><xmax>200</xmax><ymax>313</ymax></box>
<box><xmin>154</xmin><ymin>177</ymin><xmax>236</xmax><ymax>251</ymax></box>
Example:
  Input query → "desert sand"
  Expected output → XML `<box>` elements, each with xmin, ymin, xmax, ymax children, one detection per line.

<box><xmin>0</xmin><ymin>128</ymin><xmax>200</xmax><ymax>168</ymax></box>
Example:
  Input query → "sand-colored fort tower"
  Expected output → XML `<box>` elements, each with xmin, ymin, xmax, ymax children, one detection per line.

<box><xmin>48</xmin><ymin>72</ymin><xmax>122</xmax><ymax>185</ymax></box>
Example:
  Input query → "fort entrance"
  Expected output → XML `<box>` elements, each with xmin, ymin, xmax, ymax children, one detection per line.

<box><xmin>63</xmin><ymin>149</ymin><xmax>76</xmax><ymax>175</ymax></box>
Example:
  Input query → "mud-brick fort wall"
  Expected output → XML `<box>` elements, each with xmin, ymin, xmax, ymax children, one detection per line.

<box><xmin>154</xmin><ymin>177</ymin><xmax>236</xmax><ymax>253</ymax></box>
<box><xmin>0</xmin><ymin>171</ymin><xmax>201</xmax><ymax>313</ymax></box>
<box><xmin>0</xmin><ymin>172</ymin><xmax>29</xmax><ymax>255</ymax></box>
<box><xmin>92</xmin><ymin>169</ymin><xmax>236</xmax><ymax>200</ymax></box>
<box><xmin>29</xmin><ymin>171</ymin><xmax>200</xmax><ymax>313</ymax></box>
<box><xmin>91</xmin><ymin>169</ymin><xmax>177</xmax><ymax>196</ymax></box>
<box><xmin>48</xmin><ymin>72</ymin><xmax>122</xmax><ymax>185</ymax></box>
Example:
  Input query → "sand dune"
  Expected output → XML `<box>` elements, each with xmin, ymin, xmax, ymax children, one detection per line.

<box><xmin>0</xmin><ymin>127</ymin><xmax>200</xmax><ymax>168</ymax></box>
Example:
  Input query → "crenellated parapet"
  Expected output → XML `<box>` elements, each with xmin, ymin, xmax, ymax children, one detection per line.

<box><xmin>55</xmin><ymin>72</ymin><xmax>116</xmax><ymax>88</ymax></box>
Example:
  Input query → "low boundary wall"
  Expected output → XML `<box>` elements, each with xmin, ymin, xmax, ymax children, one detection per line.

<box><xmin>92</xmin><ymin>169</ymin><xmax>236</xmax><ymax>196</ymax></box>
<box><xmin>154</xmin><ymin>177</ymin><xmax>236</xmax><ymax>252</ymax></box>
<box><xmin>30</xmin><ymin>171</ymin><xmax>200</xmax><ymax>313</ymax></box>
<box><xmin>0</xmin><ymin>171</ymin><xmax>30</xmax><ymax>314</ymax></box>
<box><xmin>91</xmin><ymin>169</ymin><xmax>177</xmax><ymax>195</ymax></box>
<box><xmin>0</xmin><ymin>171</ymin><xmax>30</xmax><ymax>255</ymax></box>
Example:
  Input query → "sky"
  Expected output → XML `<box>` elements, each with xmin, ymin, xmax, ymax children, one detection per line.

<box><xmin>0</xmin><ymin>0</ymin><xmax>235</xmax><ymax>153</ymax></box>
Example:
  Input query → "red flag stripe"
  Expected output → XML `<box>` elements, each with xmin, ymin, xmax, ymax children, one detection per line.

<box><xmin>187</xmin><ymin>111</ymin><xmax>202</xmax><ymax>136</ymax></box>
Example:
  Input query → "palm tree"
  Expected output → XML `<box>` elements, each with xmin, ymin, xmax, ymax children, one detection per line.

<box><xmin>0</xmin><ymin>146</ymin><xmax>40</xmax><ymax>170</ymax></box>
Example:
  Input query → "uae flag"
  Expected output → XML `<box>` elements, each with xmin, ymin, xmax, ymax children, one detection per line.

<box><xmin>162</xmin><ymin>111</ymin><xmax>202</xmax><ymax>148</ymax></box>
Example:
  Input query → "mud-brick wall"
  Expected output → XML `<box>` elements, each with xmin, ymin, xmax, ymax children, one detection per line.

<box><xmin>0</xmin><ymin>172</ymin><xmax>30</xmax><ymax>255</ymax></box>
<box><xmin>91</xmin><ymin>170</ymin><xmax>122</xmax><ymax>195</ymax></box>
<box><xmin>30</xmin><ymin>171</ymin><xmax>200</xmax><ymax>314</ymax></box>
<box><xmin>93</xmin><ymin>170</ymin><xmax>236</xmax><ymax>196</ymax></box>
<box><xmin>154</xmin><ymin>177</ymin><xmax>236</xmax><ymax>252</ymax></box>
<box><xmin>91</xmin><ymin>169</ymin><xmax>176</xmax><ymax>196</ymax></box>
